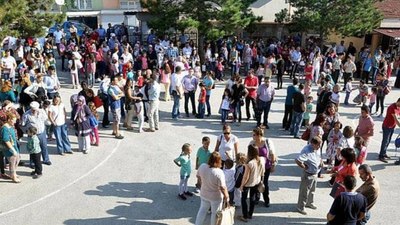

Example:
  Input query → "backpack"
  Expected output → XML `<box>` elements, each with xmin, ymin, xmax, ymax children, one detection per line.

<box><xmin>234</xmin><ymin>165</ymin><xmax>245</xmax><ymax>188</ymax></box>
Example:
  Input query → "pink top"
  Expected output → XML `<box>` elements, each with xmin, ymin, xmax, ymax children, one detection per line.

<box><xmin>356</xmin><ymin>115</ymin><xmax>374</xmax><ymax>142</ymax></box>
<box><xmin>356</xmin><ymin>146</ymin><xmax>367</xmax><ymax>165</ymax></box>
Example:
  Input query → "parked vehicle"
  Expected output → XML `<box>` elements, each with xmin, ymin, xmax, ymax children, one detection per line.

<box><xmin>48</xmin><ymin>21</ymin><xmax>92</xmax><ymax>40</ymax></box>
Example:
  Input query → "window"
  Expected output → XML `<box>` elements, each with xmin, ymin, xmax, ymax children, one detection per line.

<box><xmin>73</xmin><ymin>0</ymin><xmax>92</xmax><ymax>10</ymax></box>
<box><xmin>120</xmin><ymin>0</ymin><xmax>139</xmax><ymax>9</ymax></box>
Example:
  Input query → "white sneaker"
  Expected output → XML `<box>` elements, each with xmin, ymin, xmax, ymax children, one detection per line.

<box><xmin>194</xmin><ymin>188</ymin><xmax>200</xmax><ymax>193</ymax></box>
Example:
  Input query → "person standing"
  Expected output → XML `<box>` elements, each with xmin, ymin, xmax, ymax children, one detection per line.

<box><xmin>171</xmin><ymin>66</ymin><xmax>184</xmax><ymax>120</ymax></box>
<box><xmin>146</xmin><ymin>75</ymin><xmax>160</xmax><ymax>132</ymax></box>
<box><xmin>2</xmin><ymin>112</ymin><xmax>20</xmax><ymax>183</ymax></box>
<box><xmin>283</xmin><ymin>78</ymin><xmax>299</xmax><ymax>130</ymax></box>
<box><xmin>182</xmin><ymin>68</ymin><xmax>198</xmax><ymax>117</ymax></box>
<box><xmin>343</xmin><ymin>57</ymin><xmax>357</xmax><ymax>89</ymax></box>
<box><xmin>21</xmin><ymin>101</ymin><xmax>51</xmax><ymax>165</ymax></box>
<box><xmin>256</xmin><ymin>77</ymin><xmax>275</xmax><ymax>129</ymax></box>
<box><xmin>296</xmin><ymin>136</ymin><xmax>323</xmax><ymax>215</ymax></box>
<box><xmin>355</xmin><ymin>106</ymin><xmax>374</xmax><ymax>147</ymax></box>
<box><xmin>202</xmin><ymin>71</ymin><xmax>214</xmax><ymax>117</ymax></box>
<box><xmin>244</xmin><ymin>70</ymin><xmax>259</xmax><ymax>121</ymax></box>
<box><xmin>290</xmin><ymin>46</ymin><xmax>302</xmax><ymax>79</ymax></box>
<box><xmin>374</xmin><ymin>73</ymin><xmax>390</xmax><ymax>117</ymax></box>
<box><xmin>276</xmin><ymin>54</ymin><xmax>284</xmax><ymax>89</ymax></box>
<box><xmin>379</xmin><ymin>98</ymin><xmax>400</xmax><ymax>163</ymax></box>
<box><xmin>108</xmin><ymin>76</ymin><xmax>124</xmax><ymax>139</ymax></box>
<box><xmin>327</xmin><ymin>175</ymin><xmax>367</xmax><ymax>225</ymax></box>
<box><xmin>356</xmin><ymin>164</ymin><xmax>380</xmax><ymax>225</ymax></box>
<box><xmin>291</xmin><ymin>83</ymin><xmax>305</xmax><ymax>138</ymax></box>
<box><xmin>99</xmin><ymin>74</ymin><xmax>110</xmax><ymax>128</ymax></box>
<box><xmin>1</xmin><ymin>49</ymin><xmax>17</xmax><ymax>83</ymax></box>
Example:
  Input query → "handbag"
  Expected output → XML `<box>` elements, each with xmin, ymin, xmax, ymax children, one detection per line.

<box><xmin>329</xmin><ymin>182</ymin><xmax>345</xmax><ymax>198</ymax></box>
<box><xmin>92</xmin><ymin>96</ymin><xmax>103</xmax><ymax>108</ymax></box>
<box><xmin>301</xmin><ymin>127</ymin><xmax>311</xmax><ymax>141</ymax></box>
<box><xmin>257</xmin><ymin>161</ymin><xmax>265</xmax><ymax>193</ymax></box>
<box><xmin>215</xmin><ymin>202</ymin><xmax>235</xmax><ymax>225</ymax></box>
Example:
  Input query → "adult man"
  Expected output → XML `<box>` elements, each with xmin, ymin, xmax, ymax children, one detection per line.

<box><xmin>290</xmin><ymin>46</ymin><xmax>301</xmax><ymax>79</ymax></box>
<box><xmin>53</xmin><ymin>27</ymin><xmax>64</xmax><ymax>56</ymax></box>
<box><xmin>291</xmin><ymin>83</ymin><xmax>305</xmax><ymax>138</ymax></box>
<box><xmin>99</xmin><ymin>74</ymin><xmax>110</xmax><ymax>128</ymax></box>
<box><xmin>336</xmin><ymin>40</ymin><xmax>346</xmax><ymax>55</ymax></box>
<box><xmin>371</xmin><ymin>50</ymin><xmax>382</xmax><ymax>83</ymax></box>
<box><xmin>182</xmin><ymin>42</ymin><xmax>193</xmax><ymax>59</ymax></box>
<box><xmin>108</xmin><ymin>76</ymin><xmax>124</xmax><ymax>139</ymax></box>
<box><xmin>332</xmin><ymin>55</ymin><xmax>342</xmax><ymax>84</ymax></box>
<box><xmin>256</xmin><ymin>77</ymin><xmax>275</xmax><ymax>129</ymax></box>
<box><xmin>166</xmin><ymin>42</ymin><xmax>179</xmax><ymax>60</ymax></box>
<box><xmin>147</xmin><ymin>45</ymin><xmax>158</xmax><ymax>69</ymax></box>
<box><xmin>327</xmin><ymin>175</ymin><xmax>367</xmax><ymax>225</ymax></box>
<box><xmin>182</xmin><ymin>68</ymin><xmax>198</xmax><ymax>117</ymax></box>
<box><xmin>96</xmin><ymin>24</ymin><xmax>106</xmax><ymax>42</ymax></box>
<box><xmin>343</xmin><ymin>57</ymin><xmax>357</xmax><ymax>89</ymax></box>
<box><xmin>21</xmin><ymin>101</ymin><xmax>51</xmax><ymax>165</ymax></box>
<box><xmin>379</xmin><ymin>98</ymin><xmax>400</xmax><ymax>163</ymax></box>
<box><xmin>242</xmin><ymin>44</ymin><xmax>253</xmax><ymax>75</ymax></box>
<box><xmin>347</xmin><ymin>42</ymin><xmax>357</xmax><ymax>58</ymax></box>
<box><xmin>106</xmin><ymin>23</ymin><xmax>114</xmax><ymax>41</ymax></box>
<box><xmin>1</xmin><ymin>49</ymin><xmax>16</xmax><ymax>82</ymax></box>
<box><xmin>282</xmin><ymin>78</ymin><xmax>299</xmax><ymax>130</ymax></box>
<box><xmin>146</xmin><ymin>75</ymin><xmax>160</xmax><ymax>132</ymax></box>
<box><xmin>44</xmin><ymin>66</ymin><xmax>60</xmax><ymax>100</ymax></box>
<box><xmin>355</xmin><ymin>106</ymin><xmax>375</xmax><ymax>147</ymax></box>
<box><xmin>296</xmin><ymin>136</ymin><xmax>323</xmax><ymax>215</ymax></box>
<box><xmin>356</xmin><ymin>164</ymin><xmax>380</xmax><ymax>224</ymax></box>
<box><xmin>244</xmin><ymin>70</ymin><xmax>259</xmax><ymax>121</ymax></box>
<box><xmin>171</xmin><ymin>66</ymin><xmax>184</xmax><ymax>120</ymax></box>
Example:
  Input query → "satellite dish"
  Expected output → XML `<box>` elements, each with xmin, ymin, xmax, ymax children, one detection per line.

<box><xmin>55</xmin><ymin>0</ymin><xmax>65</xmax><ymax>5</ymax></box>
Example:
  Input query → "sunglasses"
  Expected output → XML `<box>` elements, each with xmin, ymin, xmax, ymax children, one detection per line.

<box><xmin>223</xmin><ymin>132</ymin><xmax>230</xmax><ymax>135</ymax></box>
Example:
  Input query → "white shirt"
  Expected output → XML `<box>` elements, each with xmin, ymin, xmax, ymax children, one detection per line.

<box><xmin>170</xmin><ymin>72</ymin><xmax>183</xmax><ymax>92</ymax></box>
<box><xmin>182</xmin><ymin>46</ymin><xmax>192</xmax><ymax>58</ymax></box>
<box><xmin>53</xmin><ymin>30</ymin><xmax>64</xmax><ymax>43</ymax></box>
<box><xmin>1</xmin><ymin>56</ymin><xmax>16</xmax><ymax>70</ymax></box>
<box><xmin>218</xmin><ymin>134</ymin><xmax>239</xmax><ymax>161</ymax></box>
<box><xmin>223</xmin><ymin>167</ymin><xmax>236</xmax><ymax>192</ymax></box>
<box><xmin>49</xmin><ymin>103</ymin><xmax>66</xmax><ymax>126</ymax></box>
<box><xmin>121</xmin><ymin>52</ymin><xmax>133</xmax><ymax>64</ymax></box>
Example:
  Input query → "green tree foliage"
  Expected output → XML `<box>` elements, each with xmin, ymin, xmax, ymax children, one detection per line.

<box><xmin>0</xmin><ymin>0</ymin><xmax>65</xmax><ymax>40</ymax></box>
<box><xmin>284</xmin><ymin>0</ymin><xmax>382</xmax><ymax>41</ymax></box>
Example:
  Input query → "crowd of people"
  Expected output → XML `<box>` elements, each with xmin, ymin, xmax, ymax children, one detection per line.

<box><xmin>0</xmin><ymin>23</ymin><xmax>399</xmax><ymax>225</ymax></box>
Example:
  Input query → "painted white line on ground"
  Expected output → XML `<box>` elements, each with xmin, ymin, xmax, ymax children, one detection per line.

<box><xmin>0</xmin><ymin>140</ymin><xmax>122</xmax><ymax>217</ymax></box>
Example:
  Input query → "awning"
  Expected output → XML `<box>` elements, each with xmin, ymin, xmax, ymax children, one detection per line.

<box><xmin>66</xmin><ymin>11</ymin><xmax>100</xmax><ymax>17</ymax></box>
<box><xmin>374</xmin><ymin>28</ymin><xmax>400</xmax><ymax>40</ymax></box>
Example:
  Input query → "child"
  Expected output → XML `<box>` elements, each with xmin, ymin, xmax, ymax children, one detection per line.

<box><xmin>223</xmin><ymin>159</ymin><xmax>236</xmax><ymax>205</ymax></box>
<box><xmin>298</xmin><ymin>56</ymin><xmax>306</xmax><ymax>80</ymax></box>
<box><xmin>196</xmin><ymin>83</ymin><xmax>206</xmax><ymax>118</ymax></box>
<box><xmin>335</xmin><ymin>126</ymin><xmax>355</xmax><ymax>166</ymax></box>
<box><xmin>304</xmin><ymin>61</ymin><xmax>314</xmax><ymax>83</ymax></box>
<box><xmin>326</xmin><ymin>121</ymin><xmax>343</xmax><ymax>169</ymax></box>
<box><xmin>344</xmin><ymin>77</ymin><xmax>354</xmax><ymax>105</ymax></box>
<box><xmin>234</xmin><ymin>153</ymin><xmax>247</xmax><ymax>207</ymax></box>
<box><xmin>27</xmin><ymin>127</ymin><xmax>42</xmax><ymax>179</ymax></box>
<box><xmin>330</xmin><ymin>84</ymin><xmax>341</xmax><ymax>108</ymax></box>
<box><xmin>88</xmin><ymin>102</ymin><xmax>100</xmax><ymax>146</ymax></box>
<box><xmin>368</xmin><ymin>87</ymin><xmax>377</xmax><ymax>114</ymax></box>
<box><xmin>42</xmin><ymin>100</ymin><xmax>54</xmax><ymax>141</ymax></box>
<box><xmin>195</xmin><ymin>137</ymin><xmax>212</xmax><ymax>192</ymax></box>
<box><xmin>256</xmin><ymin>64</ymin><xmax>265</xmax><ymax>85</ymax></box>
<box><xmin>354</xmin><ymin>136</ymin><xmax>367</xmax><ymax>165</ymax></box>
<box><xmin>220</xmin><ymin>88</ymin><xmax>231</xmax><ymax>124</ymax></box>
<box><xmin>133</xmin><ymin>85</ymin><xmax>144</xmax><ymax>133</ymax></box>
<box><xmin>303</xmin><ymin>96</ymin><xmax>314</xmax><ymax>127</ymax></box>
<box><xmin>216</xmin><ymin>57</ymin><xmax>224</xmax><ymax>81</ymax></box>
<box><xmin>304</xmin><ymin>80</ymin><xmax>312</xmax><ymax>98</ymax></box>
<box><xmin>86</xmin><ymin>54</ymin><xmax>96</xmax><ymax>88</ymax></box>
<box><xmin>173</xmin><ymin>143</ymin><xmax>193</xmax><ymax>200</ymax></box>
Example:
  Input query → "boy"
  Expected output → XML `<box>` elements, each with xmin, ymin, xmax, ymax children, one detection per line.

<box><xmin>223</xmin><ymin>159</ymin><xmax>235</xmax><ymax>205</ymax></box>
<box><xmin>27</xmin><ymin>127</ymin><xmax>42</xmax><ymax>179</ymax></box>
<box><xmin>195</xmin><ymin>137</ymin><xmax>211</xmax><ymax>192</ymax></box>
<box><xmin>174</xmin><ymin>143</ymin><xmax>193</xmax><ymax>200</ymax></box>
<box><xmin>344</xmin><ymin>77</ymin><xmax>354</xmax><ymax>105</ymax></box>
<box><xmin>196</xmin><ymin>83</ymin><xmax>206</xmax><ymax>118</ymax></box>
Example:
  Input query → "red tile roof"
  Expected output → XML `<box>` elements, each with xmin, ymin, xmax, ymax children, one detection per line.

<box><xmin>376</xmin><ymin>0</ymin><xmax>400</xmax><ymax>18</ymax></box>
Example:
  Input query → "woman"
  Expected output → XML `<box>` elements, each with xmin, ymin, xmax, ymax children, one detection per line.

<box><xmin>328</xmin><ymin>148</ymin><xmax>357</xmax><ymax>196</ymax></box>
<box><xmin>374</xmin><ymin>73</ymin><xmax>389</xmax><ymax>117</ymax></box>
<box><xmin>309</xmin><ymin>114</ymin><xmax>326</xmax><ymax>143</ymax></box>
<box><xmin>313</xmin><ymin>51</ymin><xmax>322</xmax><ymax>84</ymax></box>
<box><xmin>71</xmin><ymin>96</ymin><xmax>92</xmax><ymax>154</ymax></box>
<box><xmin>214</xmin><ymin>125</ymin><xmax>239</xmax><ymax>165</ymax></box>
<box><xmin>0</xmin><ymin>80</ymin><xmax>16</xmax><ymax>103</ymax></box>
<box><xmin>161</xmin><ymin>61</ymin><xmax>172</xmax><ymax>101</ymax></box>
<box><xmin>231</xmin><ymin>76</ymin><xmax>248</xmax><ymax>125</ymax></box>
<box><xmin>275</xmin><ymin>54</ymin><xmax>284</xmax><ymax>89</ymax></box>
<box><xmin>194</xmin><ymin>152</ymin><xmax>229</xmax><ymax>225</ymax></box>
<box><xmin>24</xmin><ymin>74</ymin><xmax>47</xmax><ymax>105</ymax></box>
<box><xmin>1</xmin><ymin>112</ymin><xmax>20</xmax><ymax>183</ymax></box>
<box><xmin>249</xmin><ymin>127</ymin><xmax>277</xmax><ymax>207</ymax></box>
<box><xmin>323</xmin><ymin>103</ymin><xmax>340</xmax><ymax>146</ymax></box>
<box><xmin>123</xmin><ymin>79</ymin><xmax>137</xmax><ymax>130</ymax></box>
<box><xmin>49</xmin><ymin>95</ymin><xmax>72</xmax><ymax>155</ymax></box>
<box><xmin>240</xmin><ymin>144</ymin><xmax>265</xmax><ymax>222</ymax></box>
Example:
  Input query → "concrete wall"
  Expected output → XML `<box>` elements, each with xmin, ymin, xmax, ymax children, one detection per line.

<box><xmin>326</xmin><ymin>33</ymin><xmax>365</xmax><ymax>54</ymax></box>
<box><xmin>102</xmin><ymin>0</ymin><xmax>120</xmax><ymax>9</ymax></box>
<box><xmin>250</xmin><ymin>0</ymin><xmax>294</xmax><ymax>23</ymax></box>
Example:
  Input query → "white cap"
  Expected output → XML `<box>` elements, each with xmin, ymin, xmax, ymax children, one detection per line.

<box><xmin>30</xmin><ymin>101</ymin><xmax>40</xmax><ymax>110</ymax></box>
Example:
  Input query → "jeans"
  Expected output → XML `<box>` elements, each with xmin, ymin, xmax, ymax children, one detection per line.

<box><xmin>38</xmin><ymin>132</ymin><xmax>50</xmax><ymax>163</ymax></box>
<box><xmin>245</xmin><ymin>96</ymin><xmax>257</xmax><ymax>120</ymax></box>
<box><xmin>205</xmin><ymin>95</ymin><xmax>211</xmax><ymax>116</ymax></box>
<box><xmin>371</xmin><ymin>67</ymin><xmax>379</xmax><ymax>83</ymax></box>
<box><xmin>221</xmin><ymin>109</ymin><xmax>229</xmax><ymax>124</ymax></box>
<box><xmin>344</xmin><ymin>91</ymin><xmax>351</xmax><ymax>105</ymax></box>
<box><xmin>290</xmin><ymin>62</ymin><xmax>299</xmax><ymax>78</ymax></box>
<box><xmin>197</xmin><ymin>102</ymin><xmax>205</xmax><ymax>118</ymax></box>
<box><xmin>290</xmin><ymin>111</ymin><xmax>304</xmax><ymax>137</ymax></box>
<box><xmin>255</xmin><ymin>168</ymin><xmax>271</xmax><ymax>204</ymax></box>
<box><xmin>343</xmin><ymin>72</ymin><xmax>352</xmax><ymax>88</ymax></box>
<box><xmin>195</xmin><ymin>197</ymin><xmax>222</xmax><ymax>225</ymax></box>
<box><xmin>241</xmin><ymin>185</ymin><xmax>258</xmax><ymax>218</ymax></box>
<box><xmin>376</xmin><ymin>95</ymin><xmax>385</xmax><ymax>115</ymax></box>
<box><xmin>171</xmin><ymin>91</ymin><xmax>181</xmax><ymax>118</ymax></box>
<box><xmin>332</xmin><ymin>69</ymin><xmax>340</xmax><ymax>84</ymax></box>
<box><xmin>54</xmin><ymin>124</ymin><xmax>72</xmax><ymax>154</ymax></box>
<box><xmin>282</xmin><ymin>104</ymin><xmax>293</xmax><ymax>130</ymax></box>
<box><xmin>357</xmin><ymin>210</ymin><xmax>371</xmax><ymax>225</ymax></box>
<box><xmin>233</xmin><ymin>101</ymin><xmax>242</xmax><ymax>122</ymax></box>
<box><xmin>379</xmin><ymin>126</ymin><xmax>394</xmax><ymax>158</ymax></box>
<box><xmin>184</xmin><ymin>91</ymin><xmax>196</xmax><ymax>115</ymax></box>
<box><xmin>256</xmin><ymin>100</ymin><xmax>272</xmax><ymax>126</ymax></box>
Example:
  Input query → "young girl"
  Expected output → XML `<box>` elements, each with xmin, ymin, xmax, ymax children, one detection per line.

<box><xmin>68</xmin><ymin>53</ymin><xmax>79</xmax><ymax>89</ymax></box>
<box><xmin>173</xmin><ymin>143</ymin><xmax>193</xmax><ymax>200</ymax></box>
<box><xmin>88</xmin><ymin>102</ymin><xmax>100</xmax><ymax>146</ymax></box>
<box><xmin>133</xmin><ymin>85</ymin><xmax>144</xmax><ymax>133</ymax></box>
<box><xmin>304</xmin><ymin>61</ymin><xmax>314</xmax><ymax>83</ymax></box>
<box><xmin>42</xmin><ymin>100</ymin><xmax>54</xmax><ymax>141</ymax></box>
<box><xmin>86</xmin><ymin>53</ymin><xmax>96</xmax><ymax>88</ymax></box>
<box><xmin>216</xmin><ymin>57</ymin><xmax>224</xmax><ymax>81</ymax></box>
<box><xmin>354</xmin><ymin>136</ymin><xmax>367</xmax><ymax>165</ymax></box>
<box><xmin>234</xmin><ymin>153</ymin><xmax>247</xmax><ymax>207</ymax></box>
<box><xmin>368</xmin><ymin>87</ymin><xmax>377</xmax><ymax>114</ymax></box>
<box><xmin>335</xmin><ymin>126</ymin><xmax>355</xmax><ymax>166</ymax></box>
<box><xmin>344</xmin><ymin>77</ymin><xmax>354</xmax><ymax>105</ymax></box>
<box><xmin>303</xmin><ymin>96</ymin><xmax>314</xmax><ymax>127</ymax></box>
<box><xmin>326</xmin><ymin>121</ymin><xmax>343</xmax><ymax>168</ymax></box>
<box><xmin>27</xmin><ymin>127</ymin><xmax>42</xmax><ymax>179</ymax></box>
<box><xmin>304</xmin><ymin>80</ymin><xmax>312</xmax><ymax>98</ymax></box>
<box><xmin>220</xmin><ymin>88</ymin><xmax>231</xmax><ymax>124</ymax></box>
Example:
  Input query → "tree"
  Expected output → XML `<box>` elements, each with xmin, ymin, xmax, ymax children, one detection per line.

<box><xmin>0</xmin><ymin>0</ymin><xmax>65</xmax><ymax>40</ymax></box>
<box><xmin>282</xmin><ymin>0</ymin><xmax>382</xmax><ymax>45</ymax></box>
<box><xmin>141</xmin><ymin>0</ymin><xmax>261</xmax><ymax>62</ymax></box>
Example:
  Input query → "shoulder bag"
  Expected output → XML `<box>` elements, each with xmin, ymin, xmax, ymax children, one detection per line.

<box><xmin>216</xmin><ymin>202</ymin><xmax>235</xmax><ymax>225</ymax></box>
<box><xmin>257</xmin><ymin>161</ymin><xmax>265</xmax><ymax>193</ymax></box>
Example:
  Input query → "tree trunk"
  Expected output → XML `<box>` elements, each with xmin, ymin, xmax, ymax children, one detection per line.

<box><xmin>198</xmin><ymin>34</ymin><xmax>205</xmax><ymax>66</ymax></box>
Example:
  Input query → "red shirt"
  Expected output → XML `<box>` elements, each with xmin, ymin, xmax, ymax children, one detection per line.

<box><xmin>244</xmin><ymin>76</ymin><xmax>259</xmax><ymax>99</ymax></box>
<box><xmin>198</xmin><ymin>88</ymin><xmax>206</xmax><ymax>103</ymax></box>
<box><xmin>305</xmin><ymin>65</ymin><xmax>314</xmax><ymax>81</ymax></box>
<box><xmin>383</xmin><ymin>103</ymin><xmax>400</xmax><ymax>128</ymax></box>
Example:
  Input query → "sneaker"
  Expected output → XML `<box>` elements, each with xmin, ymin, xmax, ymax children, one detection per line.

<box><xmin>184</xmin><ymin>191</ymin><xmax>194</xmax><ymax>196</ymax></box>
<box><xmin>395</xmin><ymin>160</ymin><xmax>400</xmax><ymax>165</ymax></box>
<box><xmin>297</xmin><ymin>207</ymin><xmax>307</xmax><ymax>215</ymax></box>
<box><xmin>178</xmin><ymin>194</ymin><xmax>187</xmax><ymax>200</ymax></box>
<box><xmin>305</xmin><ymin>204</ymin><xmax>317</xmax><ymax>210</ymax></box>
<box><xmin>194</xmin><ymin>188</ymin><xmax>200</xmax><ymax>193</ymax></box>
<box><xmin>43</xmin><ymin>161</ymin><xmax>52</xmax><ymax>166</ymax></box>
